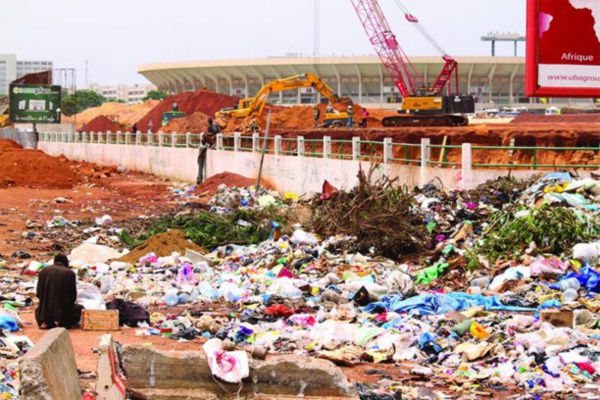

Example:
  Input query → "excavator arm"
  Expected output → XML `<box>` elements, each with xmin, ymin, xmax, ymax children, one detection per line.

<box><xmin>218</xmin><ymin>74</ymin><xmax>340</xmax><ymax>120</ymax></box>
<box><xmin>248</xmin><ymin>73</ymin><xmax>340</xmax><ymax>117</ymax></box>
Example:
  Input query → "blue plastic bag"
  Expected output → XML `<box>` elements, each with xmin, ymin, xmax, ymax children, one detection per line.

<box><xmin>0</xmin><ymin>315</ymin><xmax>18</xmax><ymax>332</ymax></box>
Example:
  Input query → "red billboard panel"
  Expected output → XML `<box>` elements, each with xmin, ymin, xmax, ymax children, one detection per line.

<box><xmin>526</xmin><ymin>0</ymin><xmax>600</xmax><ymax>97</ymax></box>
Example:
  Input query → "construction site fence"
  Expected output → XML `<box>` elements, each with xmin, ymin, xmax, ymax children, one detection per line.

<box><xmin>0</xmin><ymin>128</ymin><xmax>37</xmax><ymax>149</ymax></box>
<box><xmin>39</xmin><ymin>131</ymin><xmax>600</xmax><ymax>171</ymax></box>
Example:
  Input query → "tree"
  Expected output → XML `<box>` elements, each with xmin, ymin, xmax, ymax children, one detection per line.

<box><xmin>61</xmin><ymin>90</ymin><xmax>106</xmax><ymax>116</ymax></box>
<box><xmin>75</xmin><ymin>90</ymin><xmax>106</xmax><ymax>110</ymax></box>
<box><xmin>143</xmin><ymin>90</ymin><xmax>169</xmax><ymax>102</ymax></box>
<box><xmin>61</xmin><ymin>96</ymin><xmax>77</xmax><ymax>116</ymax></box>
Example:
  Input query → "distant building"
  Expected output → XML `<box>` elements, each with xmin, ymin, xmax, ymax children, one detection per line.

<box><xmin>0</xmin><ymin>54</ymin><xmax>53</xmax><ymax>95</ymax></box>
<box><xmin>138</xmin><ymin>55</ymin><xmax>596</xmax><ymax>109</ymax></box>
<box><xmin>88</xmin><ymin>83</ymin><xmax>157</xmax><ymax>104</ymax></box>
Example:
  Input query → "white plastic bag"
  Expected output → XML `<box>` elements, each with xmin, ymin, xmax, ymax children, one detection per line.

<box><xmin>290</xmin><ymin>229</ymin><xmax>319</xmax><ymax>245</ymax></box>
<box><xmin>203</xmin><ymin>339</ymin><xmax>249</xmax><ymax>383</ymax></box>
<box><xmin>573</xmin><ymin>241</ymin><xmax>600</xmax><ymax>263</ymax></box>
<box><xmin>77</xmin><ymin>282</ymin><xmax>106</xmax><ymax>310</ymax></box>
<box><xmin>69</xmin><ymin>243</ymin><xmax>123</xmax><ymax>266</ymax></box>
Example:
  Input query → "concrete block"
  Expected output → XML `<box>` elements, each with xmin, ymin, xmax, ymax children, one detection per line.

<box><xmin>19</xmin><ymin>328</ymin><xmax>82</xmax><ymax>400</ymax></box>
<box><xmin>96</xmin><ymin>335</ymin><xmax>127</xmax><ymax>400</ymax></box>
<box><xmin>121</xmin><ymin>345</ymin><xmax>357</xmax><ymax>399</ymax></box>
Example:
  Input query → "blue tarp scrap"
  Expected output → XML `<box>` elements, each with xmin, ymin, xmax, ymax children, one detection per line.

<box><xmin>363</xmin><ymin>292</ymin><xmax>534</xmax><ymax>315</ymax></box>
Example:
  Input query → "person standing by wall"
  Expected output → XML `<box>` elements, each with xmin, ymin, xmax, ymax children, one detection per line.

<box><xmin>250</xmin><ymin>118</ymin><xmax>259</xmax><ymax>133</ymax></box>
<box><xmin>197</xmin><ymin>118</ymin><xmax>219</xmax><ymax>184</ymax></box>
<box><xmin>347</xmin><ymin>106</ymin><xmax>354</xmax><ymax>128</ymax></box>
<box><xmin>360</xmin><ymin>108</ymin><xmax>370</xmax><ymax>128</ymax></box>
<box><xmin>313</xmin><ymin>106</ymin><xmax>321</xmax><ymax>128</ymax></box>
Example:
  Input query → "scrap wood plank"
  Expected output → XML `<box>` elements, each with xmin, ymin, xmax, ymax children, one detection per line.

<box><xmin>82</xmin><ymin>310</ymin><xmax>119</xmax><ymax>331</ymax></box>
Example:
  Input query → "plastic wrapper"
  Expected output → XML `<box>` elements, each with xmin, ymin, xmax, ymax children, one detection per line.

<box><xmin>77</xmin><ymin>282</ymin><xmax>106</xmax><ymax>310</ymax></box>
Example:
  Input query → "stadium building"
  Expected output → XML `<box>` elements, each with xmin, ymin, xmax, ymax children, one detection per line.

<box><xmin>138</xmin><ymin>55</ymin><xmax>592</xmax><ymax>109</ymax></box>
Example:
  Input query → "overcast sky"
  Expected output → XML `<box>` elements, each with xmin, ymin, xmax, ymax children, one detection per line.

<box><xmin>1</xmin><ymin>0</ymin><xmax>526</xmax><ymax>87</ymax></box>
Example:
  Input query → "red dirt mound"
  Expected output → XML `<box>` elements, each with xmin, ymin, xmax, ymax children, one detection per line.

<box><xmin>86</xmin><ymin>115</ymin><xmax>123</xmax><ymax>132</ymax></box>
<box><xmin>511</xmin><ymin>113</ymin><xmax>600</xmax><ymax>124</ymax></box>
<box><xmin>219</xmin><ymin>104</ymin><xmax>286</xmax><ymax>133</ymax></box>
<box><xmin>269</xmin><ymin>100</ymin><xmax>389</xmax><ymax>130</ymax></box>
<box><xmin>137</xmin><ymin>89</ymin><xmax>240</xmax><ymax>132</ymax></box>
<box><xmin>194</xmin><ymin>172</ymin><xmax>272</xmax><ymax>195</ymax></box>
<box><xmin>162</xmin><ymin>112</ymin><xmax>211</xmax><ymax>134</ymax></box>
<box><xmin>0</xmin><ymin>139</ymin><xmax>81</xmax><ymax>189</ymax></box>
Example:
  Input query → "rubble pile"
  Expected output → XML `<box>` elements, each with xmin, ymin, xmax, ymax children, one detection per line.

<box><xmin>2</xmin><ymin>170</ymin><xmax>600</xmax><ymax>398</ymax></box>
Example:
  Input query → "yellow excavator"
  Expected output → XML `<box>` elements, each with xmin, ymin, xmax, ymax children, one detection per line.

<box><xmin>216</xmin><ymin>73</ymin><xmax>348</xmax><ymax>126</ymax></box>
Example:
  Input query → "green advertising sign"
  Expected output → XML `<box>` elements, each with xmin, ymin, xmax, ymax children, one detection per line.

<box><xmin>9</xmin><ymin>84</ymin><xmax>62</xmax><ymax>124</ymax></box>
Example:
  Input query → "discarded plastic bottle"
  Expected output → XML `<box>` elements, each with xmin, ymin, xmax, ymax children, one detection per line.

<box><xmin>563</xmin><ymin>288</ymin><xmax>579</xmax><ymax>302</ymax></box>
<box><xmin>470</xmin><ymin>277</ymin><xmax>491</xmax><ymax>289</ymax></box>
<box><xmin>164</xmin><ymin>289</ymin><xmax>179</xmax><ymax>306</ymax></box>
<box><xmin>560</xmin><ymin>277</ymin><xmax>581</xmax><ymax>291</ymax></box>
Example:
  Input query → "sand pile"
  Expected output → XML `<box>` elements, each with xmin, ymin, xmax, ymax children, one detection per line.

<box><xmin>119</xmin><ymin>230</ymin><xmax>205</xmax><ymax>264</ymax></box>
<box><xmin>162</xmin><ymin>112</ymin><xmax>211</xmax><ymax>133</ymax></box>
<box><xmin>86</xmin><ymin>115</ymin><xmax>123</xmax><ymax>133</ymax></box>
<box><xmin>63</xmin><ymin>100</ymin><xmax>159</xmax><ymax>131</ymax></box>
<box><xmin>136</xmin><ymin>89</ymin><xmax>239</xmax><ymax>132</ymax></box>
<box><xmin>512</xmin><ymin>114</ymin><xmax>600</xmax><ymax>124</ymax></box>
<box><xmin>195</xmin><ymin>172</ymin><xmax>271</xmax><ymax>195</ymax></box>
<box><xmin>0</xmin><ymin>139</ymin><xmax>82</xmax><ymax>189</ymax></box>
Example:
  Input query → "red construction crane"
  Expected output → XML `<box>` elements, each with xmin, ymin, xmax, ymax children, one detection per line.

<box><xmin>350</xmin><ymin>0</ymin><xmax>459</xmax><ymax>97</ymax></box>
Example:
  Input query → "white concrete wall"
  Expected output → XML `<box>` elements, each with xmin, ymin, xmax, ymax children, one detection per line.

<box><xmin>39</xmin><ymin>141</ymin><xmax>595</xmax><ymax>195</ymax></box>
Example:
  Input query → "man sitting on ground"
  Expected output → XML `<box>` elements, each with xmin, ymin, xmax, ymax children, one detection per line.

<box><xmin>35</xmin><ymin>254</ymin><xmax>84</xmax><ymax>329</ymax></box>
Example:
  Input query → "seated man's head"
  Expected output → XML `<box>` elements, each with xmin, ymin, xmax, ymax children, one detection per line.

<box><xmin>54</xmin><ymin>254</ymin><xmax>69</xmax><ymax>268</ymax></box>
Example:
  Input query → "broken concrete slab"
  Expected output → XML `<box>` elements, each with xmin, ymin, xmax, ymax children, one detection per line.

<box><xmin>19</xmin><ymin>328</ymin><xmax>82</xmax><ymax>400</ymax></box>
<box><xmin>121</xmin><ymin>345</ymin><xmax>357</xmax><ymax>399</ymax></box>
<box><xmin>128</xmin><ymin>388</ymin><xmax>357</xmax><ymax>400</ymax></box>
<box><xmin>96</xmin><ymin>334</ymin><xmax>127</xmax><ymax>400</ymax></box>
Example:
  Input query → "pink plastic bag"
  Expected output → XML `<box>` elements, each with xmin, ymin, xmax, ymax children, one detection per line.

<box><xmin>530</xmin><ymin>257</ymin><xmax>567</xmax><ymax>276</ymax></box>
<box><xmin>203</xmin><ymin>339</ymin><xmax>249</xmax><ymax>383</ymax></box>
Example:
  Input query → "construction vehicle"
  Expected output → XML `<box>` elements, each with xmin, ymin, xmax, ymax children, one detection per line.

<box><xmin>350</xmin><ymin>0</ymin><xmax>475</xmax><ymax>126</ymax></box>
<box><xmin>216</xmin><ymin>73</ymin><xmax>348</xmax><ymax>125</ymax></box>
<box><xmin>161</xmin><ymin>102</ymin><xmax>186</xmax><ymax>126</ymax></box>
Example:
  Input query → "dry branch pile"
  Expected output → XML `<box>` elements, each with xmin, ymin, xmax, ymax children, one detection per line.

<box><xmin>309</xmin><ymin>168</ymin><xmax>429</xmax><ymax>259</ymax></box>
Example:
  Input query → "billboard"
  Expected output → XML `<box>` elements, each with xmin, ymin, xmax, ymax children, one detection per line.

<box><xmin>526</xmin><ymin>0</ymin><xmax>600</xmax><ymax>97</ymax></box>
<box><xmin>9</xmin><ymin>84</ymin><xmax>62</xmax><ymax>124</ymax></box>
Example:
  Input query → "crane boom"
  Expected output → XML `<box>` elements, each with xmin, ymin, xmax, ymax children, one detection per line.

<box><xmin>351</xmin><ymin>0</ymin><xmax>459</xmax><ymax>97</ymax></box>
<box><xmin>351</xmin><ymin>0</ymin><xmax>419</xmax><ymax>97</ymax></box>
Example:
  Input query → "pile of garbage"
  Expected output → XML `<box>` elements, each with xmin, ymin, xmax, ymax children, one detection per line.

<box><xmin>310</xmin><ymin>171</ymin><xmax>428</xmax><ymax>259</ymax></box>
<box><xmin>5</xmin><ymin>171</ymin><xmax>600</xmax><ymax>398</ymax></box>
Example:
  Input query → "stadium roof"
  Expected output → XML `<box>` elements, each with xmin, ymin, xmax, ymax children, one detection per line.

<box><xmin>138</xmin><ymin>56</ymin><xmax>525</xmax><ymax>102</ymax></box>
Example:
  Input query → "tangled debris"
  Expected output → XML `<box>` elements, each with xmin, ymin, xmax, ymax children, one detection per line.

<box><xmin>310</xmin><ymin>168</ymin><xmax>429</xmax><ymax>259</ymax></box>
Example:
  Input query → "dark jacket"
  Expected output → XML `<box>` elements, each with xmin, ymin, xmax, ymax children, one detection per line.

<box><xmin>208</xmin><ymin>122</ymin><xmax>221</xmax><ymax>135</ymax></box>
<box><xmin>35</xmin><ymin>262</ymin><xmax>82</xmax><ymax>328</ymax></box>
